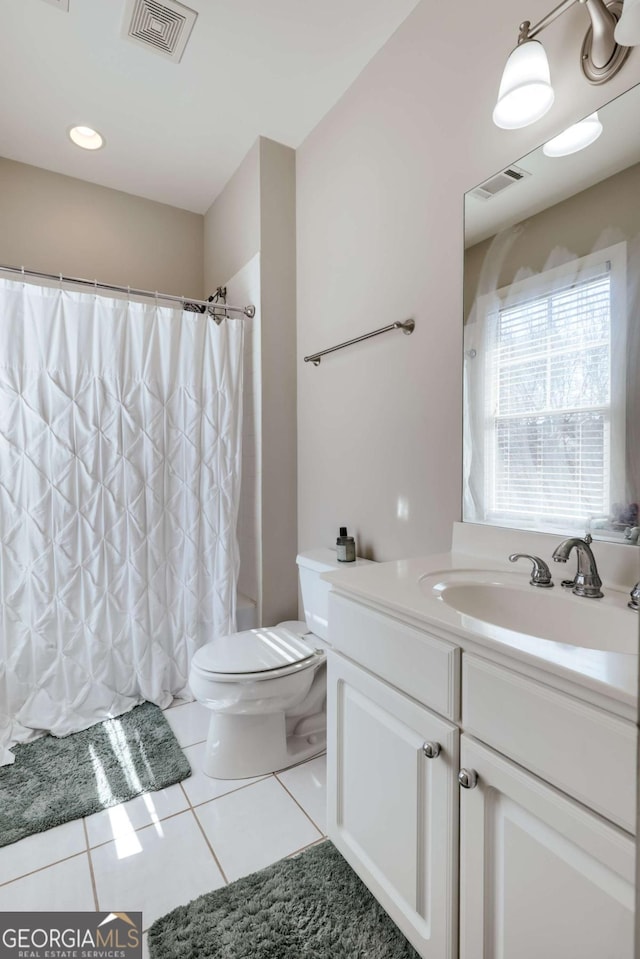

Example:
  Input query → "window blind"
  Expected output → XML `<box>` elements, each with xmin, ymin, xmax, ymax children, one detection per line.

<box><xmin>489</xmin><ymin>268</ymin><xmax>612</xmax><ymax>524</ymax></box>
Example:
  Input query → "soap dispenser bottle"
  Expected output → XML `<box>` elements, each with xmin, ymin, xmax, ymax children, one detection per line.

<box><xmin>336</xmin><ymin>527</ymin><xmax>356</xmax><ymax>562</ymax></box>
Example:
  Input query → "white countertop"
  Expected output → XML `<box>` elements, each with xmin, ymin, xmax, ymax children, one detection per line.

<box><xmin>324</xmin><ymin>549</ymin><xmax>639</xmax><ymax>710</ymax></box>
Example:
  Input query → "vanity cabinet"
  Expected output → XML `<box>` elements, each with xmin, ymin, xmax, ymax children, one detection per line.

<box><xmin>326</xmin><ymin>591</ymin><xmax>637</xmax><ymax>959</ymax></box>
<box><xmin>458</xmin><ymin>735</ymin><xmax>635</xmax><ymax>959</ymax></box>
<box><xmin>327</xmin><ymin>652</ymin><xmax>460</xmax><ymax>959</ymax></box>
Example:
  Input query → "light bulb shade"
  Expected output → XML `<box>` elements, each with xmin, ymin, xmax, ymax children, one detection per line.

<box><xmin>493</xmin><ymin>39</ymin><xmax>555</xmax><ymax>130</ymax></box>
<box><xmin>614</xmin><ymin>0</ymin><xmax>640</xmax><ymax>45</ymax></box>
<box><xmin>542</xmin><ymin>112</ymin><xmax>603</xmax><ymax>157</ymax></box>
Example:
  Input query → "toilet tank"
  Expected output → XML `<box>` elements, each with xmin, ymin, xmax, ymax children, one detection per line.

<box><xmin>296</xmin><ymin>548</ymin><xmax>374</xmax><ymax>640</ymax></box>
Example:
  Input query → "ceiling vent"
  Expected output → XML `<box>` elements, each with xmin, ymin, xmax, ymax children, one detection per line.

<box><xmin>40</xmin><ymin>0</ymin><xmax>69</xmax><ymax>10</ymax></box>
<box><xmin>470</xmin><ymin>165</ymin><xmax>531</xmax><ymax>200</ymax></box>
<box><xmin>123</xmin><ymin>0</ymin><xmax>197</xmax><ymax>63</ymax></box>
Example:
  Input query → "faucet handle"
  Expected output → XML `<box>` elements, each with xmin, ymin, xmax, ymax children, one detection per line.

<box><xmin>509</xmin><ymin>553</ymin><xmax>554</xmax><ymax>588</ymax></box>
<box><xmin>629</xmin><ymin>583</ymin><xmax>640</xmax><ymax>612</ymax></box>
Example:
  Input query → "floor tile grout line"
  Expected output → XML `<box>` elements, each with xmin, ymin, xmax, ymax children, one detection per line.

<box><xmin>177</xmin><ymin>731</ymin><xmax>324</xmax><ymax>769</ymax></box>
<box><xmin>83</xmin><ymin>763</ymin><xmax>323</xmax><ymax>852</ymax></box>
<box><xmin>87</xmin><ymin>807</ymin><xmax>191</xmax><ymax>851</ymax></box>
<box><xmin>73</xmin><ymin>773</ymin><xmax>273</xmax><ymax>853</ymax></box>
<box><xmin>181</xmin><ymin>772</ymin><xmax>272</xmax><ymax>809</ymax></box>
<box><xmin>0</xmin><ymin>849</ymin><xmax>87</xmax><ymax>889</ymax></box>
<box><xmin>186</xmin><ymin>797</ymin><xmax>230</xmax><ymax>885</ymax></box>
<box><xmin>179</xmin><ymin>771</ymin><xmax>326</xmax><ymax>885</ymax></box>
<box><xmin>138</xmin><ymin>786</ymin><xmax>207</xmax><ymax>942</ymax></box>
<box><xmin>273</xmin><ymin>773</ymin><xmax>325</xmax><ymax>837</ymax></box>
<box><xmin>180</xmin><ymin>782</ymin><xmax>229</xmax><ymax>885</ymax></box>
<box><xmin>0</xmin><ymin>758</ymin><xmax>325</xmax><ymax>898</ymax></box>
<box><xmin>274</xmin><ymin>750</ymin><xmax>327</xmax><ymax>775</ymax></box>
<box><xmin>83</xmin><ymin>772</ymin><xmax>256</xmax><ymax>849</ymax></box>
<box><xmin>180</xmin><ymin>737</ymin><xmax>207</xmax><ymax>749</ymax></box>
<box><xmin>285</xmin><ymin>835</ymin><xmax>328</xmax><ymax>860</ymax></box>
<box><xmin>0</xmin><ymin>829</ymin><xmax>327</xmax><ymax>908</ymax></box>
<box><xmin>82</xmin><ymin>818</ymin><xmax>100</xmax><ymax>911</ymax></box>
<box><xmin>142</xmin><ymin>832</ymin><xmax>327</xmax><ymax>935</ymax></box>
<box><xmin>139</xmin><ymin>836</ymin><xmax>328</xmax><ymax>936</ymax></box>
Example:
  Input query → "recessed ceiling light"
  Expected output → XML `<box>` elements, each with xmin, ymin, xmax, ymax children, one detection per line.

<box><xmin>68</xmin><ymin>126</ymin><xmax>105</xmax><ymax>151</ymax></box>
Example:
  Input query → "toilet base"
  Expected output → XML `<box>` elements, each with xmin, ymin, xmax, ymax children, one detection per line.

<box><xmin>202</xmin><ymin>711</ymin><xmax>326</xmax><ymax>779</ymax></box>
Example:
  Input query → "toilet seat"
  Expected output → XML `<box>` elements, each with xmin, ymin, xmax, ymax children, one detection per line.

<box><xmin>191</xmin><ymin>622</ymin><xmax>322</xmax><ymax>684</ymax></box>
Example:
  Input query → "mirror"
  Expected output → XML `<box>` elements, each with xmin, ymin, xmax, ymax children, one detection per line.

<box><xmin>463</xmin><ymin>83</ymin><xmax>640</xmax><ymax>545</ymax></box>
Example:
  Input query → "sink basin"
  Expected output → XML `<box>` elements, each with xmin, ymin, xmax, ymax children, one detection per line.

<box><xmin>419</xmin><ymin>570</ymin><xmax>638</xmax><ymax>655</ymax></box>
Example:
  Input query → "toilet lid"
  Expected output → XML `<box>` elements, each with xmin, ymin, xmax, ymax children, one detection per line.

<box><xmin>192</xmin><ymin>625</ymin><xmax>317</xmax><ymax>675</ymax></box>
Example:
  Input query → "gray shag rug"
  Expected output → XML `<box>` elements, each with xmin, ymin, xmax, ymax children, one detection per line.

<box><xmin>0</xmin><ymin>702</ymin><xmax>191</xmax><ymax>848</ymax></box>
<box><xmin>148</xmin><ymin>840</ymin><xmax>419</xmax><ymax>959</ymax></box>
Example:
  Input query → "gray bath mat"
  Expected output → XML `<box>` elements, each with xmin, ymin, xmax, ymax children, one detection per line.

<box><xmin>148</xmin><ymin>840</ymin><xmax>419</xmax><ymax>959</ymax></box>
<box><xmin>0</xmin><ymin>702</ymin><xmax>191</xmax><ymax>848</ymax></box>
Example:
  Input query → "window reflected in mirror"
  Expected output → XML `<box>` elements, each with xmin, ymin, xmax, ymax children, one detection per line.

<box><xmin>464</xmin><ymin>83</ymin><xmax>640</xmax><ymax>545</ymax></box>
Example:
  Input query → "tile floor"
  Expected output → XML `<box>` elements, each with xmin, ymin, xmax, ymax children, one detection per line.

<box><xmin>0</xmin><ymin>701</ymin><xmax>328</xmax><ymax>957</ymax></box>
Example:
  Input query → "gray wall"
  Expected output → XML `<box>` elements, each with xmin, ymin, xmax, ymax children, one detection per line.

<box><xmin>203</xmin><ymin>143</ymin><xmax>260</xmax><ymax>292</ymax></box>
<box><xmin>258</xmin><ymin>139</ymin><xmax>298</xmax><ymax>626</ymax></box>
<box><xmin>296</xmin><ymin>0</ymin><xmax>640</xmax><ymax>563</ymax></box>
<box><xmin>204</xmin><ymin>137</ymin><xmax>298</xmax><ymax>626</ymax></box>
<box><xmin>0</xmin><ymin>157</ymin><xmax>203</xmax><ymax>296</ymax></box>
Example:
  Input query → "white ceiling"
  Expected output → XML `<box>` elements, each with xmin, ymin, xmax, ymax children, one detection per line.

<box><xmin>0</xmin><ymin>0</ymin><xmax>421</xmax><ymax>213</ymax></box>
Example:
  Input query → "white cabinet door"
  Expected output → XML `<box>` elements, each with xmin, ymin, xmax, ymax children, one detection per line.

<box><xmin>327</xmin><ymin>652</ymin><xmax>459</xmax><ymax>959</ymax></box>
<box><xmin>459</xmin><ymin>735</ymin><xmax>635</xmax><ymax>959</ymax></box>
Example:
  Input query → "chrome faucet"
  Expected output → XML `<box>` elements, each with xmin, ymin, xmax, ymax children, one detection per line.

<box><xmin>509</xmin><ymin>553</ymin><xmax>554</xmax><ymax>587</ymax></box>
<box><xmin>551</xmin><ymin>533</ymin><xmax>603</xmax><ymax>599</ymax></box>
<box><xmin>629</xmin><ymin>583</ymin><xmax>640</xmax><ymax>611</ymax></box>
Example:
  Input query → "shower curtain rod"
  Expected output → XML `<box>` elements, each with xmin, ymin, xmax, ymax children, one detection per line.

<box><xmin>0</xmin><ymin>264</ymin><xmax>256</xmax><ymax>318</ymax></box>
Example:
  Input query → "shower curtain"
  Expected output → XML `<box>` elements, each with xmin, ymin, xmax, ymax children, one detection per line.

<box><xmin>0</xmin><ymin>278</ymin><xmax>244</xmax><ymax>765</ymax></box>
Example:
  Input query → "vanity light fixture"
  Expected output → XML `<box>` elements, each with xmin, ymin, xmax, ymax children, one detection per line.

<box><xmin>615</xmin><ymin>0</ymin><xmax>640</xmax><ymax>42</ymax></box>
<box><xmin>493</xmin><ymin>0</ymin><xmax>635</xmax><ymax>130</ymax></box>
<box><xmin>542</xmin><ymin>110</ymin><xmax>603</xmax><ymax>155</ymax></box>
<box><xmin>492</xmin><ymin>39</ymin><xmax>554</xmax><ymax>129</ymax></box>
<box><xmin>68</xmin><ymin>125</ymin><xmax>105</xmax><ymax>151</ymax></box>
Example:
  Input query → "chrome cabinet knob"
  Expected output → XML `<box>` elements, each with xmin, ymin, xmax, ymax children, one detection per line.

<box><xmin>422</xmin><ymin>741</ymin><xmax>441</xmax><ymax>759</ymax></box>
<box><xmin>458</xmin><ymin>768</ymin><xmax>479</xmax><ymax>789</ymax></box>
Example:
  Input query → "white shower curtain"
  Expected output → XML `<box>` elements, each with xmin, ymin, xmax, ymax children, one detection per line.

<box><xmin>0</xmin><ymin>279</ymin><xmax>244</xmax><ymax>765</ymax></box>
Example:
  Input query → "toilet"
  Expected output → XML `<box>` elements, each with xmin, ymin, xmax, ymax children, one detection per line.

<box><xmin>189</xmin><ymin>548</ymin><xmax>371</xmax><ymax>779</ymax></box>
